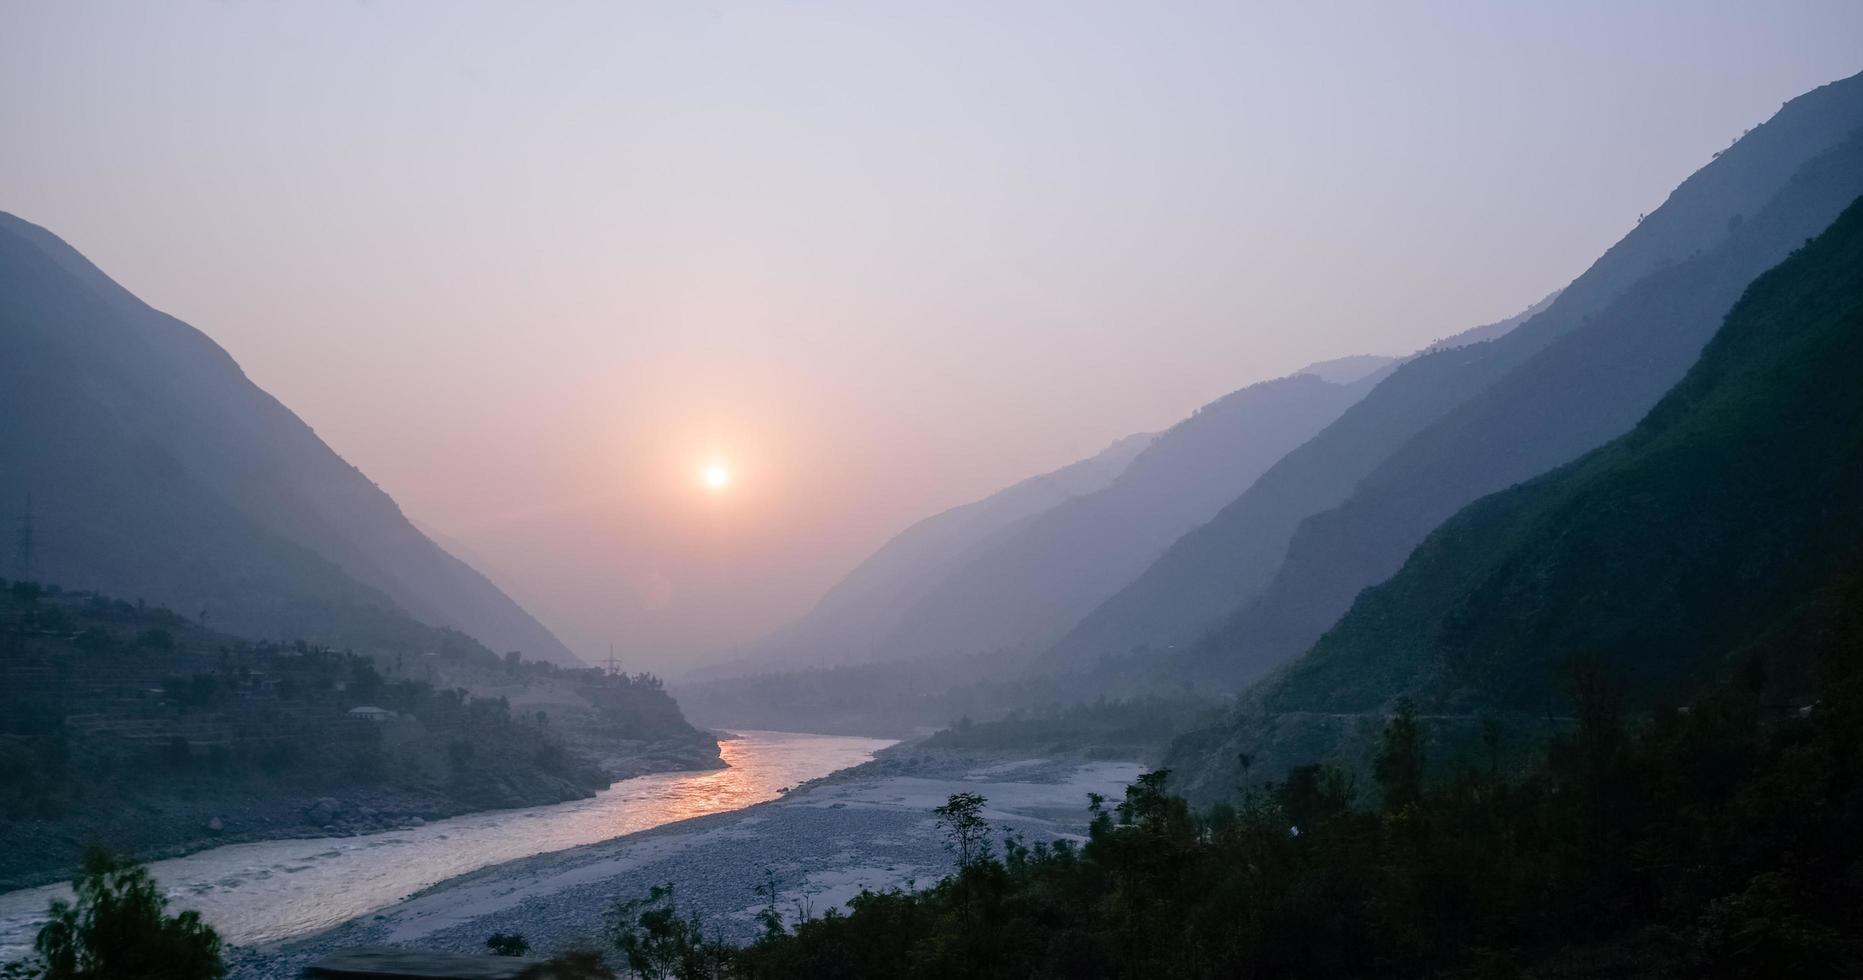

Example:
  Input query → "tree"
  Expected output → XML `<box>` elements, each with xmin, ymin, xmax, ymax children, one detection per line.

<box><xmin>486</xmin><ymin>932</ymin><xmax>531</xmax><ymax>956</ymax></box>
<box><xmin>1115</xmin><ymin>769</ymin><xmax>1186</xmax><ymax>833</ymax></box>
<box><xmin>32</xmin><ymin>849</ymin><xmax>223</xmax><ymax>979</ymax></box>
<box><xmin>606</xmin><ymin>884</ymin><xmax>728</xmax><ymax>980</ymax></box>
<box><xmin>1278</xmin><ymin>763</ymin><xmax>1355</xmax><ymax>830</ymax></box>
<box><xmin>752</xmin><ymin>869</ymin><xmax>789</xmax><ymax>943</ymax></box>
<box><xmin>1374</xmin><ymin>697</ymin><xmax>1425</xmax><ymax>811</ymax></box>
<box><xmin>933</xmin><ymin>792</ymin><xmax>991</xmax><ymax>871</ymax></box>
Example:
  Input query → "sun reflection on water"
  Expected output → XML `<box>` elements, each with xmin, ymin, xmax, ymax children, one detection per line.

<box><xmin>0</xmin><ymin>731</ymin><xmax>894</xmax><ymax>955</ymax></box>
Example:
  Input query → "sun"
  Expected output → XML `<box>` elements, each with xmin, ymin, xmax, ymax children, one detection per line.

<box><xmin>700</xmin><ymin>461</ymin><xmax>732</xmax><ymax>491</ymax></box>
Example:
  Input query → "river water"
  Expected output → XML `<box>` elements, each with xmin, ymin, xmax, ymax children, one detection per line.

<box><xmin>0</xmin><ymin>730</ymin><xmax>891</xmax><ymax>959</ymax></box>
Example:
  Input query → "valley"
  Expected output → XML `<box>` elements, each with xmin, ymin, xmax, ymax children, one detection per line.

<box><xmin>2</xmin><ymin>12</ymin><xmax>1861</xmax><ymax>977</ymax></box>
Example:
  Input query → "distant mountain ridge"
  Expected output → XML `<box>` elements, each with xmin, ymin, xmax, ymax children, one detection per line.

<box><xmin>1169</xmin><ymin>192</ymin><xmax>1863</xmax><ymax>799</ymax></box>
<box><xmin>874</xmin><ymin>363</ymin><xmax>1397</xmax><ymax>662</ymax></box>
<box><xmin>1047</xmin><ymin>69</ymin><xmax>1863</xmax><ymax>674</ymax></box>
<box><xmin>735</xmin><ymin>431</ymin><xmax>1157</xmax><ymax>670</ymax></box>
<box><xmin>1045</xmin><ymin>294</ymin><xmax>1554</xmax><ymax>665</ymax></box>
<box><xmin>729</xmin><ymin>354</ymin><xmax>1397</xmax><ymax>673</ymax></box>
<box><xmin>1186</xmin><ymin>125</ymin><xmax>1863</xmax><ymax>688</ymax></box>
<box><xmin>0</xmin><ymin>213</ymin><xmax>580</xmax><ymax>663</ymax></box>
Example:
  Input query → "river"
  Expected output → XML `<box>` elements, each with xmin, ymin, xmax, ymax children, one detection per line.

<box><xmin>0</xmin><ymin>730</ymin><xmax>891</xmax><ymax>959</ymax></box>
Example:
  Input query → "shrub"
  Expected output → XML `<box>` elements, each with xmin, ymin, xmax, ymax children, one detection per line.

<box><xmin>29</xmin><ymin>849</ymin><xmax>223</xmax><ymax>979</ymax></box>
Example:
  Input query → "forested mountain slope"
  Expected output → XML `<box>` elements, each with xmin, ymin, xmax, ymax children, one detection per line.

<box><xmin>0</xmin><ymin>214</ymin><xmax>577</xmax><ymax>662</ymax></box>
<box><xmin>1187</xmin><ymin>125</ymin><xmax>1863</xmax><ymax>688</ymax></box>
<box><xmin>1171</xmin><ymin>194</ymin><xmax>1863</xmax><ymax>798</ymax></box>
<box><xmin>1048</xmin><ymin>70</ymin><xmax>1863</xmax><ymax>668</ymax></box>
<box><xmin>1048</xmin><ymin>300</ymin><xmax>1545</xmax><ymax>665</ymax></box>
<box><xmin>0</xmin><ymin>579</ymin><xmax>712</xmax><ymax>889</ymax></box>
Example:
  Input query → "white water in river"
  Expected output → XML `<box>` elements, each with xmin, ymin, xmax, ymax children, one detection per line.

<box><xmin>0</xmin><ymin>731</ymin><xmax>891</xmax><ymax>959</ymax></box>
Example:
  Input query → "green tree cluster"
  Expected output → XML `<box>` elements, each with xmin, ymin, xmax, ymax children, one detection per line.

<box><xmin>598</xmin><ymin>628</ymin><xmax>1862</xmax><ymax>979</ymax></box>
<box><xmin>3</xmin><ymin>849</ymin><xmax>223</xmax><ymax>980</ymax></box>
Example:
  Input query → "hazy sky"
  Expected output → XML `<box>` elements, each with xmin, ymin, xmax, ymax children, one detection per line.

<box><xmin>4</xmin><ymin>2</ymin><xmax>1860</xmax><ymax>670</ymax></box>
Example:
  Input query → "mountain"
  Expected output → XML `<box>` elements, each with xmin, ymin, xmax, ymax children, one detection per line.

<box><xmin>0</xmin><ymin>213</ymin><xmax>580</xmax><ymax>663</ymax></box>
<box><xmin>1169</xmin><ymin>193</ymin><xmax>1863</xmax><ymax>799</ymax></box>
<box><xmin>734</xmin><ymin>432</ymin><xmax>1155</xmax><ymax>670</ymax></box>
<box><xmin>1181</xmin><ymin>124</ymin><xmax>1863</xmax><ymax>689</ymax></box>
<box><xmin>872</xmin><ymin>359</ymin><xmax>1397</xmax><ymax>663</ymax></box>
<box><xmin>1047</xmin><ymin>294</ymin><xmax>1552</xmax><ymax>666</ymax></box>
<box><xmin>1297</xmin><ymin>353</ymin><xmax>1403</xmax><ymax>384</ymax></box>
<box><xmin>0</xmin><ymin>580</ymin><xmax>717</xmax><ymax>888</ymax></box>
<box><xmin>1047</xmin><ymin>69</ymin><xmax>1863</xmax><ymax>671</ymax></box>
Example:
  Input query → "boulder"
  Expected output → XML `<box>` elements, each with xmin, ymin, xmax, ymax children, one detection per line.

<box><xmin>307</xmin><ymin>797</ymin><xmax>343</xmax><ymax>826</ymax></box>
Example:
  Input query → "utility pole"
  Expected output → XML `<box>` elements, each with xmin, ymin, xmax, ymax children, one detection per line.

<box><xmin>14</xmin><ymin>493</ymin><xmax>32</xmax><ymax>581</ymax></box>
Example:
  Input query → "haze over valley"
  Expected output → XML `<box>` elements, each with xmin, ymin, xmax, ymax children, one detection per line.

<box><xmin>4</xmin><ymin>4</ymin><xmax>1863</xmax><ymax>978</ymax></box>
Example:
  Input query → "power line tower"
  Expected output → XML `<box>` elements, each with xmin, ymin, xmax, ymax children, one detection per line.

<box><xmin>604</xmin><ymin>643</ymin><xmax>620</xmax><ymax>677</ymax></box>
<box><xmin>14</xmin><ymin>493</ymin><xmax>32</xmax><ymax>581</ymax></box>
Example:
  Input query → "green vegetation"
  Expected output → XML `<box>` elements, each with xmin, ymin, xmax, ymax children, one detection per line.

<box><xmin>567</xmin><ymin>625</ymin><xmax>1863</xmax><ymax>977</ymax></box>
<box><xmin>1052</xmin><ymin>74</ymin><xmax>1863</xmax><ymax>681</ymax></box>
<box><xmin>0</xmin><ymin>581</ymin><xmax>708</xmax><ymax>888</ymax></box>
<box><xmin>607</xmin><ymin>885</ymin><xmax>734</xmax><ymax>980</ymax></box>
<box><xmin>538</xmin><ymin>187</ymin><xmax>1863</xmax><ymax>980</ymax></box>
<box><xmin>1169</xmin><ymin>127</ymin><xmax>1863</xmax><ymax>697</ymax></box>
<box><xmin>3</xmin><ymin>850</ymin><xmax>224</xmax><ymax>980</ymax></box>
<box><xmin>1291</xmin><ymin>188</ymin><xmax>1863</xmax><ymax>711</ymax></box>
<box><xmin>932</xmin><ymin>792</ymin><xmax>990</xmax><ymax>871</ymax></box>
<box><xmin>1170</xmin><ymin>193</ymin><xmax>1863</xmax><ymax>797</ymax></box>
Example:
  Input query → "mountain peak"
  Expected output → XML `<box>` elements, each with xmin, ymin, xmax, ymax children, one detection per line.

<box><xmin>0</xmin><ymin>215</ymin><xmax>581</xmax><ymax>664</ymax></box>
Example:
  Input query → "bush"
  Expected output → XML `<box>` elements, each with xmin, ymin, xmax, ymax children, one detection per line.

<box><xmin>606</xmin><ymin>884</ymin><xmax>731</xmax><ymax>980</ymax></box>
<box><xmin>724</xmin><ymin>651</ymin><xmax>1863</xmax><ymax>979</ymax></box>
<box><xmin>27</xmin><ymin>849</ymin><xmax>223</xmax><ymax>979</ymax></box>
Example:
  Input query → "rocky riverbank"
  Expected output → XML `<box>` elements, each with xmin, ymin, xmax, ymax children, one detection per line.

<box><xmin>227</xmin><ymin>749</ymin><xmax>1143</xmax><ymax>979</ymax></box>
<box><xmin>578</xmin><ymin>734</ymin><xmax>726</xmax><ymax>781</ymax></box>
